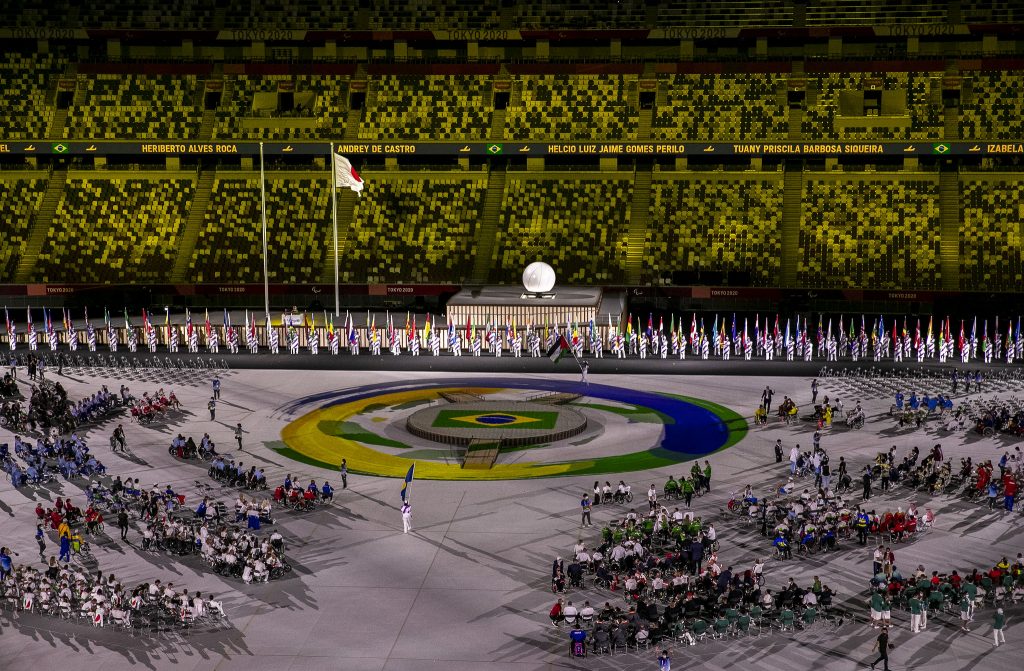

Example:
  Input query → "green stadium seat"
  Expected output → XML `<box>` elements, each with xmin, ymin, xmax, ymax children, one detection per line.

<box><xmin>506</xmin><ymin>76</ymin><xmax>638</xmax><ymax>141</ymax></box>
<box><xmin>189</xmin><ymin>177</ymin><xmax>329</xmax><ymax>283</ymax></box>
<box><xmin>358</xmin><ymin>76</ymin><xmax>493</xmax><ymax>141</ymax></box>
<box><xmin>345</xmin><ymin>177</ymin><xmax>487</xmax><ymax>283</ymax></box>
<box><xmin>65</xmin><ymin>74</ymin><xmax>202</xmax><ymax>140</ymax></box>
<box><xmin>798</xmin><ymin>177</ymin><xmax>941</xmax><ymax>289</ymax></box>
<box><xmin>34</xmin><ymin>178</ymin><xmax>194</xmax><ymax>283</ymax></box>
<box><xmin>960</xmin><ymin>179</ymin><xmax>1024</xmax><ymax>291</ymax></box>
<box><xmin>652</xmin><ymin>74</ymin><xmax>788</xmax><ymax>141</ymax></box>
<box><xmin>491</xmin><ymin>177</ymin><xmax>631</xmax><ymax>283</ymax></box>
<box><xmin>646</xmin><ymin>177</ymin><xmax>783</xmax><ymax>285</ymax></box>
<box><xmin>0</xmin><ymin>179</ymin><xmax>47</xmax><ymax>278</ymax></box>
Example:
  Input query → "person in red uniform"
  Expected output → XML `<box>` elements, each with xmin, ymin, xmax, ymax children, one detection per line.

<box><xmin>1004</xmin><ymin>474</ymin><xmax>1018</xmax><ymax>512</ymax></box>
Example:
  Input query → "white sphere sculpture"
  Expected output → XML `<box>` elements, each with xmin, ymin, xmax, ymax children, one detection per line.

<box><xmin>522</xmin><ymin>262</ymin><xmax>556</xmax><ymax>294</ymax></box>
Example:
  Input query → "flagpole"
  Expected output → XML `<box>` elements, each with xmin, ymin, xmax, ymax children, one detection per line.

<box><xmin>259</xmin><ymin>141</ymin><xmax>270</xmax><ymax>319</ymax></box>
<box><xmin>331</xmin><ymin>142</ymin><xmax>340</xmax><ymax>317</ymax></box>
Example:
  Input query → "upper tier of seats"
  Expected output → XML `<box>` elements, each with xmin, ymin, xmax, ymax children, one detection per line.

<box><xmin>506</xmin><ymin>76</ymin><xmax>638</xmax><ymax>141</ymax></box>
<box><xmin>214</xmin><ymin>75</ymin><xmax>349</xmax><ymax>141</ymax></box>
<box><xmin>652</xmin><ymin>74</ymin><xmax>788</xmax><ymax>141</ymax></box>
<box><xmin>1</xmin><ymin>52</ymin><xmax>66</xmax><ymax>139</ymax></box>
<box><xmin>357</xmin><ymin>76</ymin><xmax>492</xmax><ymax>141</ymax></box>
<box><xmin>17</xmin><ymin>0</ymin><xmax>1018</xmax><ymax>29</ymax></box>
<box><xmin>65</xmin><ymin>74</ymin><xmax>202</xmax><ymax>140</ymax></box>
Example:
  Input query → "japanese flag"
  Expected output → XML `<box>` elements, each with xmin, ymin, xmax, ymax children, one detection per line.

<box><xmin>333</xmin><ymin>154</ymin><xmax>364</xmax><ymax>194</ymax></box>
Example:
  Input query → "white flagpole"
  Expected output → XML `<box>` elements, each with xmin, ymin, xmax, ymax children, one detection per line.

<box><xmin>259</xmin><ymin>141</ymin><xmax>270</xmax><ymax>318</ymax></box>
<box><xmin>331</xmin><ymin>143</ymin><xmax>340</xmax><ymax>317</ymax></box>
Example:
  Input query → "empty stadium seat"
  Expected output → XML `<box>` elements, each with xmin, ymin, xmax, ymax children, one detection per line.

<box><xmin>65</xmin><ymin>74</ymin><xmax>202</xmax><ymax>140</ymax></box>
<box><xmin>798</xmin><ymin>178</ymin><xmax>941</xmax><ymax>289</ymax></box>
<box><xmin>345</xmin><ymin>177</ymin><xmax>488</xmax><ymax>283</ymax></box>
<box><xmin>960</xmin><ymin>179</ymin><xmax>1024</xmax><ymax>291</ymax></box>
<box><xmin>358</xmin><ymin>76</ymin><xmax>492</xmax><ymax>141</ymax></box>
<box><xmin>34</xmin><ymin>178</ymin><xmax>195</xmax><ymax>283</ymax></box>
<box><xmin>506</xmin><ymin>76</ymin><xmax>638</xmax><ymax>141</ymax></box>
<box><xmin>214</xmin><ymin>75</ymin><xmax>349</xmax><ymax>141</ymax></box>
<box><xmin>0</xmin><ymin>179</ymin><xmax>47</xmax><ymax>278</ymax></box>
<box><xmin>646</xmin><ymin>177</ymin><xmax>783</xmax><ymax>286</ymax></box>
<box><xmin>960</xmin><ymin>72</ymin><xmax>1024</xmax><ymax>141</ymax></box>
<box><xmin>491</xmin><ymin>177</ymin><xmax>631</xmax><ymax>283</ymax></box>
<box><xmin>802</xmin><ymin>72</ymin><xmax>942</xmax><ymax>141</ymax></box>
<box><xmin>651</xmin><ymin>74</ymin><xmax>787</xmax><ymax>141</ymax></box>
<box><xmin>1</xmin><ymin>51</ymin><xmax>66</xmax><ymax>139</ymax></box>
<box><xmin>189</xmin><ymin>177</ymin><xmax>328</xmax><ymax>283</ymax></box>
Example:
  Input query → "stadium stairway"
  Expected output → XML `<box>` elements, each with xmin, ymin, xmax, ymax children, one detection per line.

<box><xmin>625</xmin><ymin>167</ymin><xmax>652</xmax><ymax>284</ymax></box>
<box><xmin>779</xmin><ymin>161</ymin><xmax>803</xmax><ymax>286</ymax></box>
<box><xmin>170</xmin><ymin>170</ymin><xmax>215</xmax><ymax>283</ymax></box>
<box><xmin>14</xmin><ymin>169</ymin><xmax>67</xmax><ymax>283</ymax></box>
<box><xmin>637</xmin><ymin>107</ymin><xmax>652</xmax><ymax>142</ymax></box>
<box><xmin>489</xmin><ymin>109</ymin><xmax>506</xmax><ymax>141</ymax></box>
<box><xmin>939</xmin><ymin>166</ymin><xmax>961</xmax><ymax>290</ymax></box>
<box><xmin>320</xmin><ymin>188</ymin><xmax>357</xmax><ymax>284</ymax></box>
<box><xmin>469</xmin><ymin>168</ymin><xmax>507</xmax><ymax>284</ymax></box>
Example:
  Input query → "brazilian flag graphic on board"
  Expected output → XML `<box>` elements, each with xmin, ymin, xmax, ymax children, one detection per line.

<box><xmin>432</xmin><ymin>410</ymin><xmax>558</xmax><ymax>429</ymax></box>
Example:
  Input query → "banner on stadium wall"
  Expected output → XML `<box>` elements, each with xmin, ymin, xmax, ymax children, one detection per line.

<box><xmin>1</xmin><ymin>140</ymin><xmax>1021</xmax><ymax>157</ymax></box>
<box><xmin>2</xmin><ymin>24</ymin><xmax>1020</xmax><ymax>43</ymax></box>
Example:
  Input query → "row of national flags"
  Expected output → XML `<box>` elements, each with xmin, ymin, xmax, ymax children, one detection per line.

<box><xmin>4</xmin><ymin>308</ymin><xmax>1024</xmax><ymax>363</ymax></box>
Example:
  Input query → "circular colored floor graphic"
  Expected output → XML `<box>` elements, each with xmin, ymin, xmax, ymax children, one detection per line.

<box><xmin>278</xmin><ymin>377</ymin><xmax>747</xmax><ymax>481</ymax></box>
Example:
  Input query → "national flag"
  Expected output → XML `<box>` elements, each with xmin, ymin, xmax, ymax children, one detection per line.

<box><xmin>690</xmin><ymin>313</ymin><xmax>698</xmax><ymax>346</ymax></box>
<box><xmin>970</xmin><ymin>316</ymin><xmax>977</xmax><ymax>349</ymax></box>
<box><xmin>46</xmin><ymin>309</ymin><xmax>59</xmax><ymax>351</ymax></box>
<box><xmin>205</xmin><ymin>308</ymin><xmax>211</xmax><ymax>341</ymax></box>
<box><xmin>400</xmin><ymin>464</ymin><xmax>415</xmax><ymax>502</ymax></box>
<box><xmin>914</xmin><ymin>319</ymin><xmax>921</xmax><ymax>349</ymax></box>
<box><xmin>958</xmin><ymin>320</ymin><xmax>966</xmax><ymax>353</ymax></box>
<box><xmin>27</xmin><ymin>307</ymin><xmax>36</xmax><ymax>350</ymax></box>
<box><xmin>333</xmin><ymin>154</ymin><xmax>364</xmax><ymax>195</ymax></box>
<box><xmin>424</xmin><ymin>314</ymin><xmax>431</xmax><ymax>343</ymax></box>
<box><xmin>546</xmin><ymin>334</ymin><xmax>572</xmax><ymax>363</ymax></box>
<box><xmin>626</xmin><ymin>314</ymin><xmax>633</xmax><ymax>345</ymax></box>
<box><xmin>5</xmin><ymin>307</ymin><xmax>15</xmax><ymax>352</ymax></box>
<box><xmin>784</xmin><ymin>319</ymin><xmax>791</xmax><ymax>348</ymax></box>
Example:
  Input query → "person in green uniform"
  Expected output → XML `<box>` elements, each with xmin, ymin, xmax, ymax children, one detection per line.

<box><xmin>869</xmin><ymin>591</ymin><xmax>884</xmax><ymax>628</ymax></box>
<box><xmin>681</xmin><ymin>477</ymin><xmax>694</xmax><ymax>507</ymax></box>
<box><xmin>959</xmin><ymin>593</ymin><xmax>972</xmax><ymax>632</ymax></box>
<box><xmin>908</xmin><ymin>592</ymin><xmax>923</xmax><ymax>633</ymax></box>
